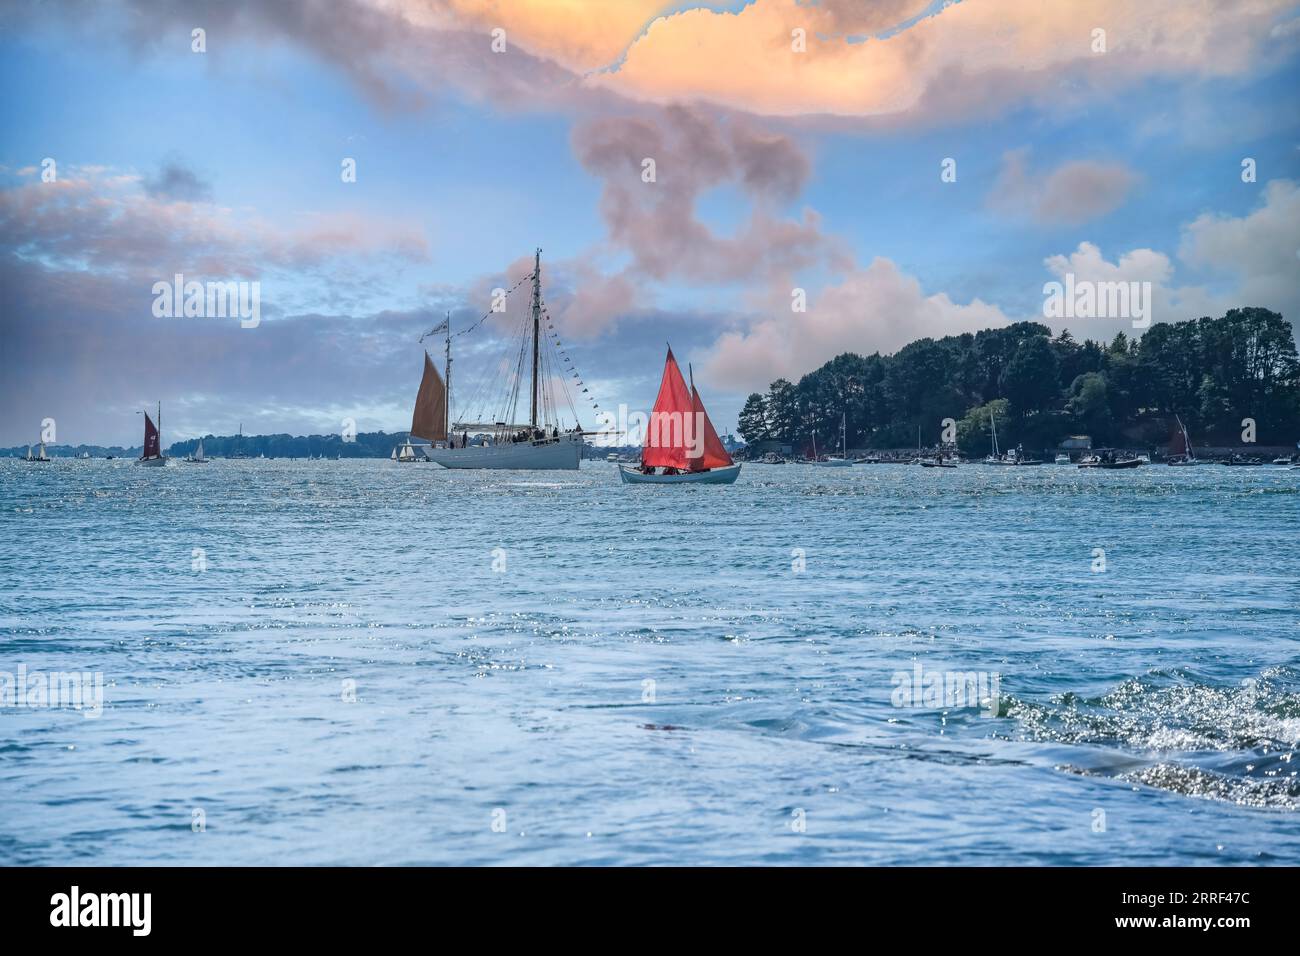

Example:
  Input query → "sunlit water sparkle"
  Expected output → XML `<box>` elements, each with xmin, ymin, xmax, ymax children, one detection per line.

<box><xmin>2</xmin><ymin>458</ymin><xmax>1297</xmax><ymax>864</ymax></box>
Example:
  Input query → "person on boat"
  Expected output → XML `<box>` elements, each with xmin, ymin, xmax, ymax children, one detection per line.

<box><xmin>639</xmin><ymin>463</ymin><xmax>655</xmax><ymax>475</ymax></box>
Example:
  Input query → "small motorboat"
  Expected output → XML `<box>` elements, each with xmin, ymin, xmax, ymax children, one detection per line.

<box><xmin>1054</xmin><ymin>453</ymin><xmax>1071</xmax><ymax>464</ymax></box>
<box><xmin>1080</xmin><ymin>450</ymin><xmax>1142</xmax><ymax>469</ymax></box>
<box><xmin>1221</xmin><ymin>454</ymin><xmax>1264</xmax><ymax>466</ymax></box>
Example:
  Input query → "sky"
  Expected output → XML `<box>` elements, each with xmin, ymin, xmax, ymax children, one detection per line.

<box><xmin>2</xmin><ymin>0</ymin><xmax>1299</xmax><ymax>447</ymax></box>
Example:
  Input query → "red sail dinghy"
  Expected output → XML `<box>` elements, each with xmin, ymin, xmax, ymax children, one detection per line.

<box><xmin>619</xmin><ymin>348</ymin><xmax>741</xmax><ymax>485</ymax></box>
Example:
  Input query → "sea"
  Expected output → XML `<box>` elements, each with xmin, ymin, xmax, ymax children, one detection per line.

<box><xmin>2</xmin><ymin>458</ymin><xmax>1298</xmax><ymax>865</ymax></box>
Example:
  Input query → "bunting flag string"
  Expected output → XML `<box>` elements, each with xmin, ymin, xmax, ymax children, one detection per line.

<box><xmin>419</xmin><ymin>271</ymin><xmax>535</xmax><ymax>344</ymax></box>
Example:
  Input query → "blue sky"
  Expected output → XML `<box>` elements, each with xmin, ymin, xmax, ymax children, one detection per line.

<box><xmin>2</xmin><ymin>1</ymin><xmax>1299</xmax><ymax>446</ymax></box>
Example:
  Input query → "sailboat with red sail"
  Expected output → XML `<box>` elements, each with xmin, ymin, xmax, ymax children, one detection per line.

<box><xmin>618</xmin><ymin>347</ymin><xmax>741</xmax><ymax>485</ymax></box>
<box><xmin>135</xmin><ymin>402</ymin><xmax>169</xmax><ymax>467</ymax></box>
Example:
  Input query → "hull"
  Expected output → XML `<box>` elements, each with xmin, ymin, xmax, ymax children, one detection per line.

<box><xmin>1080</xmin><ymin>459</ymin><xmax>1141</xmax><ymax>469</ymax></box>
<box><xmin>424</xmin><ymin>433</ymin><xmax>582</xmax><ymax>470</ymax></box>
<box><xmin>135</xmin><ymin>455</ymin><xmax>170</xmax><ymax>467</ymax></box>
<box><xmin>813</xmin><ymin>459</ymin><xmax>852</xmax><ymax>467</ymax></box>
<box><xmin>618</xmin><ymin>463</ymin><xmax>742</xmax><ymax>484</ymax></box>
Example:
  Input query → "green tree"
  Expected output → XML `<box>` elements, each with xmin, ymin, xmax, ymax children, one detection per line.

<box><xmin>737</xmin><ymin>393</ymin><xmax>771</xmax><ymax>442</ymax></box>
<box><xmin>1000</xmin><ymin>335</ymin><xmax>1060</xmax><ymax>414</ymax></box>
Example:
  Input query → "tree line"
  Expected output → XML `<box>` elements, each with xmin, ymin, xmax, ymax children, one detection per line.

<box><xmin>737</xmin><ymin>307</ymin><xmax>1300</xmax><ymax>454</ymax></box>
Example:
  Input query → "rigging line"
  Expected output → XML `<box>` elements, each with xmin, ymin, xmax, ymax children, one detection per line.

<box><xmin>418</xmin><ymin>271</ymin><xmax>535</xmax><ymax>344</ymax></box>
<box><xmin>537</xmin><ymin>300</ymin><xmax>588</xmax><ymax>423</ymax></box>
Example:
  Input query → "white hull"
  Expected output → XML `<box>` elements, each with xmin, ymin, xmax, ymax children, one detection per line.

<box><xmin>813</xmin><ymin>458</ymin><xmax>852</xmax><ymax>467</ymax></box>
<box><xmin>618</xmin><ymin>463</ymin><xmax>742</xmax><ymax>484</ymax></box>
<box><xmin>424</xmin><ymin>433</ymin><xmax>583</xmax><ymax>470</ymax></box>
<box><xmin>135</xmin><ymin>455</ymin><xmax>170</xmax><ymax>467</ymax></box>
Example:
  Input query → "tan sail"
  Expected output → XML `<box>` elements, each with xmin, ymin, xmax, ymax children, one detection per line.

<box><xmin>410</xmin><ymin>351</ymin><xmax>447</xmax><ymax>442</ymax></box>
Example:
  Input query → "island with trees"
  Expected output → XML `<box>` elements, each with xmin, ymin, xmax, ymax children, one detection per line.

<box><xmin>736</xmin><ymin>308</ymin><xmax>1299</xmax><ymax>457</ymax></box>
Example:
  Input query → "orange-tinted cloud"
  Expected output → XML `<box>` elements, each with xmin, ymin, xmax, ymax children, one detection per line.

<box><xmin>577</xmin><ymin>0</ymin><xmax>1294</xmax><ymax>119</ymax></box>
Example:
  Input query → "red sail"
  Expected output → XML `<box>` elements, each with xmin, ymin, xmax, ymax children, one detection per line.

<box><xmin>689</xmin><ymin>384</ymin><xmax>733</xmax><ymax>471</ymax></box>
<box><xmin>142</xmin><ymin>413</ymin><xmax>160</xmax><ymax>459</ymax></box>
<box><xmin>1168</xmin><ymin>419</ymin><xmax>1187</xmax><ymax>456</ymax></box>
<box><xmin>642</xmin><ymin>348</ymin><xmax>693</xmax><ymax>469</ymax></box>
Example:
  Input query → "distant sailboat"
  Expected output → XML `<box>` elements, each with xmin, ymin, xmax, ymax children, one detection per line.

<box><xmin>25</xmin><ymin>441</ymin><xmax>51</xmax><ymax>463</ymax></box>
<box><xmin>1167</xmin><ymin>414</ymin><xmax>1199</xmax><ymax>465</ymax></box>
<box><xmin>814</xmin><ymin>412</ymin><xmax>852</xmax><ymax>466</ymax></box>
<box><xmin>185</xmin><ymin>439</ymin><xmax>207</xmax><ymax>463</ymax></box>
<box><xmin>414</xmin><ymin>251</ymin><xmax>585</xmax><ymax>470</ymax></box>
<box><xmin>135</xmin><ymin>404</ymin><xmax>169</xmax><ymax>466</ymax></box>
<box><xmin>230</xmin><ymin>423</ymin><xmax>250</xmax><ymax>460</ymax></box>
<box><xmin>983</xmin><ymin>411</ymin><xmax>1006</xmax><ymax>464</ymax></box>
<box><xmin>394</xmin><ymin>439</ymin><xmax>423</xmax><ymax>462</ymax></box>
<box><xmin>982</xmin><ymin>412</ymin><xmax>1041</xmax><ymax>465</ymax></box>
<box><xmin>618</xmin><ymin>348</ymin><xmax>740</xmax><ymax>484</ymax></box>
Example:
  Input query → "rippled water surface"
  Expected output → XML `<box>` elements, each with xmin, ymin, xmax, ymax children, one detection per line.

<box><xmin>2</xmin><ymin>458</ymin><xmax>1298</xmax><ymax>865</ymax></box>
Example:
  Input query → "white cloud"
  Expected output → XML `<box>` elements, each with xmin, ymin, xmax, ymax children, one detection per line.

<box><xmin>700</xmin><ymin>257</ymin><xmax>1010</xmax><ymax>392</ymax></box>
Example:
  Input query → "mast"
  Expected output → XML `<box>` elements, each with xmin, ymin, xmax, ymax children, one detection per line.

<box><xmin>158</xmin><ymin>401</ymin><xmax>162</xmax><ymax>458</ymax></box>
<box><xmin>444</xmin><ymin>312</ymin><xmax>452</xmax><ymax>442</ymax></box>
<box><xmin>530</xmin><ymin>248</ymin><xmax>541</xmax><ymax>429</ymax></box>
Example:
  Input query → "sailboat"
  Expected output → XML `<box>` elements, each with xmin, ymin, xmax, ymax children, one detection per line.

<box><xmin>135</xmin><ymin>403</ymin><xmax>169</xmax><ymax>466</ymax></box>
<box><xmin>1166</xmin><ymin>414</ymin><xmax>1199</xmax><ymax>465</ymax></box>
<box><xmin>814</xmin><ymin>413</ymin><xmax>852</xmax><ymax>466</ymax></box>
<box><xmin>229</xmin><ymin>423</ymin><xmax>250</xmax><ymax>460</ymax></box>
<box><xmin>185</xmin><ymin>439</ymin><xmax>207</xmax><ymax>463</ymax></box>
<box><xmin>25</xmin><ymin>441</ymin><xmax>51</xmax><ymax>462</ymax></box>
<box><xmin>394</xmin><ymin>439</ymin><xmax>424</xmax><ymax>462</ymax></box>
<box><xmin>411</xmin><ymin>250</ymin><xmax>585</xmax><ymax>470</ymax></box>
<box><xmin>983</xmin><ymin>411</ymin><xmax>1004</xmax><ymax>464</ymax></box>
<box><xmin>618</xmin><ymin>347</ymin><xmax>741</xmax><ymax>484</ymax></box>
<box><xmin>982</xmin><ymin>412</ymin><xmax>1041</xmax><ymax>465</ymax></box>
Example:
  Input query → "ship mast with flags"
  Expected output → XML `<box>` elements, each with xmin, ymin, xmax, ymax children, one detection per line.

<box><xmin>402</xmin><ymin>249</ymin><xmax>587</xmax><ymax>470</ymax></box>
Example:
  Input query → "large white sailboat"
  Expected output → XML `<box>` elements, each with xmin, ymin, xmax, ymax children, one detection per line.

<box><xmin>408</xmin><ymin>250</ymin><xmax>585</xmax><ymax>471</ymax></box>
<box><xmin>185</xmin><ymin>439</ymin><xmax>207</xmax><ymax>463</ymax></box>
